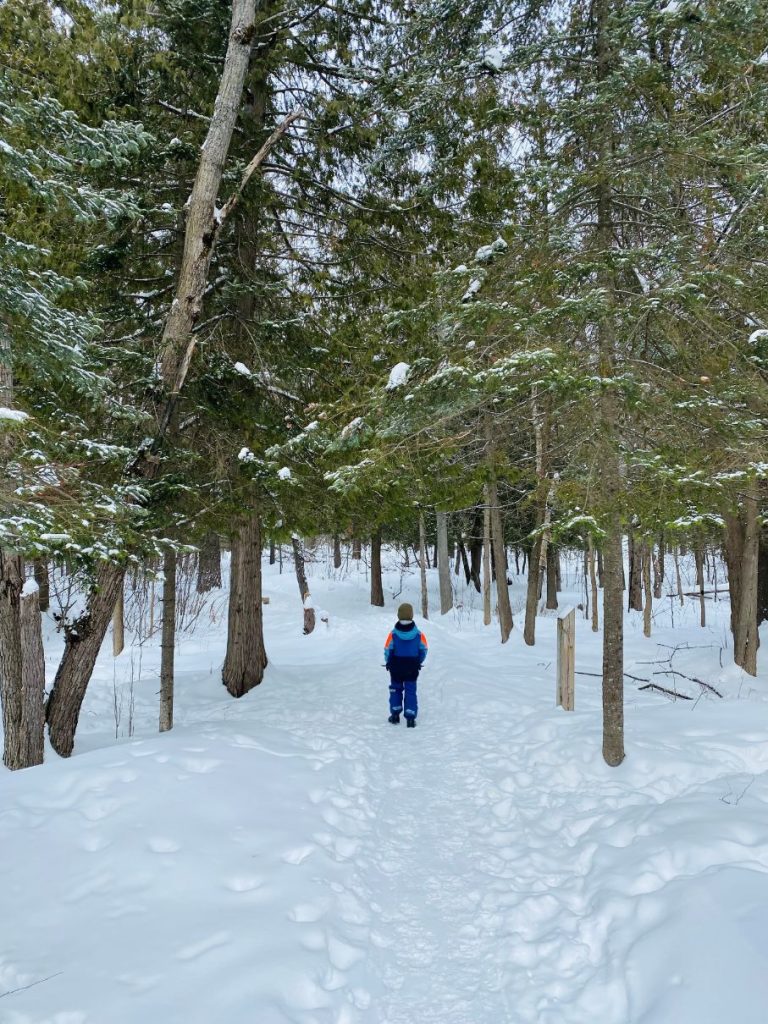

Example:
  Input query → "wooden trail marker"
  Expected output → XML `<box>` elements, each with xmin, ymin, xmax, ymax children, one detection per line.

<box><xmin>557</xmin><ymin>606</ymin><xmax>575</xmax><ymax>711</ymax></box>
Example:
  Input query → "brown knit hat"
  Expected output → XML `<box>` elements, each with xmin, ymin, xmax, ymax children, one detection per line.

<box><xmin>397</xmin><ymin>602</ymin><xmax>414</xmax><ymax>622</ymax></box>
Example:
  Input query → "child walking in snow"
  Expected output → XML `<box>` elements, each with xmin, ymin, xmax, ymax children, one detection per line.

<box><xmin>383</xmin><ymin>603</ymin><xmax>428</xmax><ymax>727</ymax></box>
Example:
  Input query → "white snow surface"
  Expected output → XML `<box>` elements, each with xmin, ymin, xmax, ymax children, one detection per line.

<box><xmin>278</xmin><ymin>466</ymin><xmax>292</xmax><ymax>481</ymax></box>
<box><xmin>385</xmin><ymin>362</ymin><xmax>410</xmax><ymax>391</ymax></box>
<box><xmin>2</xmin><ymin>553</ymin><xmax>768</xmax><ymax>1023</ymax></box>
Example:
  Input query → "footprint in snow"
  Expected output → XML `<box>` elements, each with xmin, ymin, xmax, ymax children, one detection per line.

<box><xmin>282</xmin><ymin>844</ymin><xmax>317</xmax><ymax>865</ymax></box>
<box><xmin>225</xmin><ymin>876</ymin><xmax>263</xmax><ymax>893</ymax></box>
<box><xmin>147</xmin><ymin>837</ymin><xmax>180</xmax><ymax>854</ymax></box>
<box><xmin>176</xmin><ymin>931</ymin><xmax>230</xmax><ymax>961</ymax></box>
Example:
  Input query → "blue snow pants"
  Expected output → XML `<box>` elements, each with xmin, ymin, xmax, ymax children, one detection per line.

<box><xmin>389</xmin><ymin>679</ymin><xmax>418</xmax><ymax>719</ymax></box>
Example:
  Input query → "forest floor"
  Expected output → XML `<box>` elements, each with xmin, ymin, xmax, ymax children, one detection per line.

<box><xmin>2</xmin><ymin>551</ymin><xmax>768</xmax><ymax>1024</ymax></box>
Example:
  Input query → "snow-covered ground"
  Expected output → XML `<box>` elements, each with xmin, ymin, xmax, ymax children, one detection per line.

<box><xmin>2</xmin><ymin>549</ymin><xmax>768</xmax><ymax>1024</ymax></box>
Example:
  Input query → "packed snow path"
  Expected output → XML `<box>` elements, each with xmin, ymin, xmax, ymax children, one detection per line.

<box><xmin>2</xmin><ymin>557</ymin><xmax>768</xmax><ymax>1023</ymax></box>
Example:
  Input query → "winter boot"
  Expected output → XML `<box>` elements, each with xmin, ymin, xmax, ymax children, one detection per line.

<box><xmin>388</xmin><ymin>713</ymin><xmax>400</xmax><ymax>724</ymax></box>
<box><xmin>406</xmin><ymin>716</ymin><xmax>416</xmax><ymax>728</ymax></box>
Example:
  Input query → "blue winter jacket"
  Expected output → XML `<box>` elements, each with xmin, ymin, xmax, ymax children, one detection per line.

<box><xmin>384</xmin><ymin>620</ymin><xmax>428</xmax><ymax>680</ymax></box>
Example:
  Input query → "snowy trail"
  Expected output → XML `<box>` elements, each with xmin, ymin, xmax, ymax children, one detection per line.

<box><xmin>3</xmin><ymin>557</ymin><xmax>768</xmax><ymax>1023</ymax></box>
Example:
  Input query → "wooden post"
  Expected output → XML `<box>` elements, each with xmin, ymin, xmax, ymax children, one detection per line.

<box><xmin>557</xmin><ymin>607</ymin><xmax>575</xmax><ymax>711</ymax></box>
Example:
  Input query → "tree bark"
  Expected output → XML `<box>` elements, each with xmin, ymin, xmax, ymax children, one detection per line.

<box><xmin>546</xmin><ymin>544</ymin><xmax>559</xmax><ymax>610</ymax></box>
<box><xmin>734</xmin><ymin>487</ymin><xmax>760</xmax><ymax>675</ymax></box>
<box><xmin>524</xmin><ymin>533</ymin><xmax>542</xmax><ymax>647</ymax></box>
<box><xmin>223</xmin><ymin>515</ymin><xmax>267</xmax><ymax>696</ymax></box>
<box><xmin>112</xmin><ymin>581</ymin><xmax>124</xmax><ymax>657</ymax></box>
<box><xmin>352</xmin><ymin>537</ymin><xmax>362</xmax><ymax>560</ymax></box>
<box><xmin>652</xmin><ymin>543</ymin><xmax>663</xmax><ymax>600</ymax></box>
<box><xmin>588</xmin><ymin>537</ymin><xmax>599</xmax><ymax>632</ymax></box>
<box><xmin>291</xmin><ymin>535</ymin><xmax>316</xmax><ymax>633</ymax></box>
<box><xmin>458</xmin><ymin>538</ymin><xmax>471</xmax><ymax>585</ymax></box>
<box><xmin>436</xmin><ymin>511</ymin><xmax>452</xmax><ymax>615</ymax></box>
<box><xmin>642</xmin><ymin>542</ymin><xmax>652</xmax><ymax>638</ymax></box>
<box><xmin>482</xmin><ymin>490</ymin><xmax>492</xmax><ymax>627</ymax></box>
<box><xmin>159</xmin><ymin>548</ymin><xmax>177</xmax><ymax>731</ymax></box>
<box><xmin>196</xmin><ymin>532</ymin><xmax>222</xmax><ymax>592</ymax></box>
<box><xmin>269</xmin><ymin>537</ymin><xmax>276</xmax><ymax>565</ymax></box>
<box><xmin>19</xmin><ymin>586</ymin><xmax>45</xmax><ymax>767</ymax></box>
<box><xmin>333</xmin><ymin>534</ymin><xmax>342</xmax><ymax>570</ymax></box>
<box><xmin>46</xmin><ymin>562</ymin><xmax>126</xmax><ymax>757</ymax></box>
<box><xmin>694</xmin><ymin>543</ymin><xmax>706</xmax><ymax>629</ymax></box>
<box><xmin>627</xmin><ymin>530</ymin><xmax>643</xmax><ymax>612</ymax></box>
<box><xmin>488</xmin><ymin>478</ymin><xmax>513</xmax><ymax>642</ymax></box>
<box><xmin>596</xmin><ymin>0</ymin><xmax>624</xmax><ymax>767</ymax></box>
<box><xmin>0</xmin><ymin>549</ymin><xmax>25</xmax><ymax>769</ymax></box>
<box><xmin>370</xmin><ymin>530</ymin><xmax>384</xmax><ymax>608</ymax></box>
<box><xmin>418</xmin><ymin>514</ymin><xmax>429</xmax><ymax>619</ymax></box>
<box><xmin>758</xmin><ymin>528</ymin><xmax>768</xmax><ymax>626</ymax></box>
<box><xmin>33</xmin><ymin>560</ymin><xmax>50</xmax><ymax>612</ymax></box>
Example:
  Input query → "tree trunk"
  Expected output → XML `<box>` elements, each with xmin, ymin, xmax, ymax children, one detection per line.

<box><xmin>758</xmin><ymin>529</ymin><xmax>768</xmax><ymax>626</ymax></box>
<box><xmin>488</xmin><ymin>479</ymin><xmax>513</xmax><ymax>642</ymax></box>
<box><xmin>19</xmin><ymin>585</ymin><xmax>45</xmax><ymax>767</ymax></box>
<box><xmin>546</xmin><ymin>544</ymin><xmax>559</xmax><ymax>610</ymax></box>
<box><xmin>596</xmin><ymin>0</ymin><xmax>624</xmax><ymax>767</ymax></box>
<box><xmin>159</xmin><ymin>548</ymin><xmax>177</xmax><ymax>731</ymax></box>
<box><xmin>436</xmin><ymin>511</ymin><xmax>452</xmax><ymax>615</ymax></box>
<box><xmin>196</xmin><ymin>532</ymin><xmax>222</xmax><ymax>592</ymax></box>
<box><xmin>524</xmin><ymin>534</ymin><xmax>542</xmax><ymax>647</ymax></box>
<box><xmin>642</xmin><ymin>543</ymin><xmax>652</xmax><ymax>638</ymax></box>
<box><xmin>652</xmin><ymin>544</ymin><xmax>663</xmax><ymax>600</ymax></box>
<box><xmin>627</xmin><ymin>530</ymin><xmax>643</xmax><ymax>611</ymax></box>
<box><xmin>291</xmin><ymin>535</ymin><xmax>316</xmax><ymax>633</ymax></box>
<box><xmin>352</xmin><ymin>537</ymin><xmax>362</xmax><ymax>560</ymax></box>
<box><xmin>734</xmin><ymin>487</ymin><xmax>760</xmax><ymax>675</ymax></box>
<box><xmin>112</xmin><ymin>581</ymin><xmax>125</xmax><ymax>657</ymax></box>
<box><xmin>33</xmin><ymin>560</ymin><xmax>50</xmax><ymax>612</ymax></box>
<box><xmin>0</xmin><ymin>548</ymin><xmax>25</xmax><ymax>769</ymax></box>
<box><xmin>370</xmin><ymin>530</ymin><xmax>384</xmax><ymax>608</ymax></box>
<box><xmin>588</xmin><ymin>537</ymin><xmax>599</xmax><ymax>632</ymax></box>
<box><xmin>482</xmin><ymin>491</ymin><xmax>492</xmax><ymax>626</ymax></box>
<box><xmin>269</xmin><ymin>537</ymin><xmax>276</xmax><ymax>565</ymax></box>
<box><xmin>597</xmin><ymin>548</ymin><xmax>604</xmax><ymax>588</ymax></box>
<box><xmin>46</xmin><ymin>562</ymin><xmax>126</xmax><ymax>757</ymax></box>
<box><xmin>223</xmin><ymin>516</ymin><xmax>267</xmax><ymax>696</ymax></box>
<box><xmin>333</xmin><ymin>535</ymin><xmax>342</xmax><ymax>570</ymax></box>
<box><xmin>694</xmin><ymin>543</ymin><xmax>706</xmax><ymax>629</ymax></box>
<box><xmin>417</xmin><ymin>514</ymin><xmax>429</xmax><ymax>619</ymax></box>
<box><xmin>458</xmin><ymin>538</ymin><xmax>471</xmax><ymax>585</ymax></box>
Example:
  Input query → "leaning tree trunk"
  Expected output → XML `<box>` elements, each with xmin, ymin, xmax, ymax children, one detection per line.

<box><xmin>370</xmin><ymin>530</ymin><xmax>385</xmax><ymax>608</ymax></box>
<box><xmin>46</xmin><ymin>562</ymin><xmax>126</xmax><ymax>757</ymax></box>
<box><xmin>223</xmin><ymin>515</ymin><xmax>267</xmax><ymax>696</ymax></box>
<box><xmin>436</xmin><ymin>511</ymin><xmax>452</xmax><ymax>615</ymax></box>
<box><xmin>159</xmin><ymin>548</ymin><xmax>177</xmax><ymax>730</ymax></box>
<box><xmin>291</xmin><ymin>535</ymin><xmax>316</xmax><ymax>634</ymax></box>
<box><xmin>196</xmin><ymin>532</ymin><xmax>222</xmax><ymax>592</ymax></box>
<box><xmin>45</xmin><ymin>0</ymin><xmax>277</xmax><ymax>755</ymax></box>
